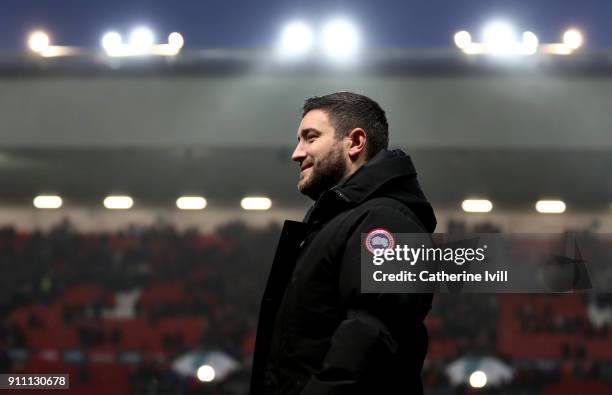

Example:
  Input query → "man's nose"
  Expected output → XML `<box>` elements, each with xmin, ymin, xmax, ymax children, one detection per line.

<box><xmin>291</xmin><ymin>143</ymin><xmax>306</xmax><ymax>162</ymax></box>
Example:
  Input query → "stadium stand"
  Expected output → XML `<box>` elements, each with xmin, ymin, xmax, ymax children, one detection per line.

<box><xmin>1</xmin><ymin>220</ymin><xmax>612</xmax><ymax>394</ymax></box>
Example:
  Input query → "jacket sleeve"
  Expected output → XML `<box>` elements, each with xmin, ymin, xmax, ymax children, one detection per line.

<box><xmin>300</xmin><ymin>206</ymin><xmax>433</xmax><ymax>395</ymax></box>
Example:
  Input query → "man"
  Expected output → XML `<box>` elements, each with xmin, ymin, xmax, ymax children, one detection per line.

<box><xmin>251</xmin><ymin>92</ymin><xmax>436</xmax><ymax>395</ymax></box>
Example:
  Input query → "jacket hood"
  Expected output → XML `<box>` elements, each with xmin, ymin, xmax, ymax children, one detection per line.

<box><xmin>306</xmin><ymin>149</ymin><xmax>437</xmax><ymax>232</ymax></box>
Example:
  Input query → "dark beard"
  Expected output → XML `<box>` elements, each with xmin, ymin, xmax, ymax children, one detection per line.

<box><xmin>299</xmin><ymin>145</ymin><xmax>348</xmax><ymax>201</ymax></box>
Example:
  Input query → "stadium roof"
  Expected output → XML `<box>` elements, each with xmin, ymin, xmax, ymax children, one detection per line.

<box><xmin>0</xmin><ymin>147</ymin><xmax>610</xmax><ymax>210</ymax></box>
<box><xmin>2</xmin><ymin>49</ymin><xmax>612</xmax><ymax>76</ymax></box>
<box><xmin>1</xmin><ymin>51</ymin><xmax>611</xmax><ymax>210</ymax></box>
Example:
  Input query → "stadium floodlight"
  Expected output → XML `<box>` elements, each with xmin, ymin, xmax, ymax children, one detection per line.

<box><xmin>522</xmin><ymin>31</ymin><xmax>539</xmax><ymax>54</ymax></box>
<box><xmin>196</xmin><ymin>365</ymin><xmax>215</xmax><ymax>382</ymax></box>
<box><xmin>33</xmin><ymin>195</ymin><xmax>62</xmax><ymax>209</ymax></box>
<box><xmin>176</xmin><ymin>196</ymin><xmax>207</xmax><ymax>210</ymax></box>
<box><xmin>102</xmin><ymin>28</ymin><xmax>183</xmax><ymax>57</ymax></box>
<box><xmin>28</xmin><ymin>31</ymin><xmax>50</xmax><ymax>52</ymax></box>
<box><xmin>482</xmin><ymin>21</ymin><xmax>517</xmax><ymax>53</ymax></box>
<box><xmin>240</xmin><ymin>197</ymin><xmax>272</xmax><ymax>211</ymax></box>
<box><xmin>278</xmin><ymin>21</ymin><xmax>314</xmax><ymax>58</ymax></box>
<box><xmin>469</xmin><ymin>370</ymin><xmax>487</xmax><ymax>389</ymax></box>
<box><xmin>321</xmin><ymin>18</ymin><xmax>360</xmax><ymax>61</ymax></box>
<box><xmin>104</xmin><ymin>195</ymin><xmax>134</xmax><ymax>210</ymax></box>
<box><xmin>453</xmin><ymin>31</ymin><xmax>472</xmax><ymax>49</ymax></box>
<box><xmin>535</xmin><ymin>200</ymin><xmax>566</xmax><ymax>214</ymax></box>
<box><xmin>456</xmin><ymin>23</ymin><xmax>539</xmax><ymax>55</ymax></box>
<box><xmin>459</xmin><ymin>25</ymin><xmax>583</xmax><ymax>56</ymax></box>
<box><xmin>539</xmin><ymin>28</ymin><xmax>584</xmax><ymax>55</ymax></box>
<box><xmin>168</xmin><ymin>32</ymin><xmax>184</xmax><ymax>50</ymax></box>
<box><xmin>101</xmin><ymin>31</ymin><xmax>123</xmax><ymax>53</ymax></box>
<box><xmin>129</xmin><ymin>27</ymin><xmax>155</xmax><ymax>52</ymax></box>
<box><xmin>461</xmin><ymin>199</ymin><xmax>493</xmax><ymax>213</ymax></box>
<box><xmin>26</xmin><ymin>30</ymin><xmax>79</xmax><ymax>57</ymax></box>
<box><xmin>563</xmin><ymin>29</ymin><xmax>583</xmax><ymax>50</ymax></box>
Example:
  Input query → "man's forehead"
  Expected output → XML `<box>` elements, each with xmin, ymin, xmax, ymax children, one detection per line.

<box><xmin>298</xmin><ymin>109</ymin><xmax>332</xmax><ymax>135</ymax></box>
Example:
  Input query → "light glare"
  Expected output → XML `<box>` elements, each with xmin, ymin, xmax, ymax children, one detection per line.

<box><xmin>104</xmin><ymin>195</ymin><xmax>134</xmax><ymax>210</ymax></box>
<box><xmin>102</xmin><ymin>31</ymin><xmax>123</xmax><ymax>52</ymax></box>
<box><xmin>279</xmin><ymin>21</ymin><xmax>314</xmax><ymax>57</ymax></box>
<box><xmin>469</xmin><ymin>371</ymin><xmax>487</xmax><ymax>388</ymax></box>
<box><xmin>482</xmin><ymin>21</ymin><xmax>516</xmax><ymax>52</ymax></box>
<box><xmin>461</xmin><ymin>199</ymin><xmax>493</xmax><ymax>213</ymax></box>
<box><xmin>33</xmin><ymin>195</ymin><xmax>62</xmax><ymax>209</ymax></box>
<box><xmin>28</xmin><ymin>31</ymin><xmax>50</xmax><ymax>52</ymax></box>
<box><xmin>168</xmin><ymin>32</ymin><xmax>184</xmax><ymax>49</ymax></box>
<box><xmin>129</xmin><ymin>27</ymin><xmax>155</xmax><ymax>51</ymax></box>
<box><xmin>536</xmin><ymin>200</ymin><xmax>566</xmax><ymax>214</ymax></box>
<box><xmin>241</xmin><ymin>197</ymin><xmax>272</xmax><ymax>211</ymax></box>
<box><xmin>454</xmin><ymin>31</ymin><xmax>472</xmax><ymax>49</ymax></box>
<box><xmin>196</xmin><ymin>365</ymin><xmax>215</xmax><ymax>382</ymax></box>
<box><xmin>321</xmin><ymin>19</ymin><xmax>360</xmax><ymax>60</ymax></box>
<box><xmin>522</xmin><ymin>31</ymin><xmax>539</xmax><ymax>54</ymax></box>
<box><xmin>176</xmin><ymin>196</ymin><xmax>207</xmax><ymax>210</ymax></box>
<box><xmin>563</xmin><ymin>29</ymin><xmax>583</xmax><ymax>49</ymax></box>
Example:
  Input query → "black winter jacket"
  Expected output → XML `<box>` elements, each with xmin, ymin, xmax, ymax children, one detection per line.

<box><xmin>250</xmin><ymin>149</ymin><xmax>437</xmax><ymax>395</ymax></box>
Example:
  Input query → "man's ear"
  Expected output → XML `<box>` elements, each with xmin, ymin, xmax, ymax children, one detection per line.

<box><xmin>346</xmin><ymin>128</ymin><xmax>367</xmax><ymax>160</ymax></box>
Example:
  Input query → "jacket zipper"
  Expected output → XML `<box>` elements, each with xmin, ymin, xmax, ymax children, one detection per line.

<box><xmin>334</xmin><ymin>189</ymin><xmax>350</xmax><ymax>202</ymax></box>
<box><xmin>269</xmin><ymin>234</ymin><xmax>306</xmax><ymax>393</ymax></box>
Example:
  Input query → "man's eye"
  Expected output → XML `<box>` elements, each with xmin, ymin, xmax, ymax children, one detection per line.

<box><xmin>307</xmin><ymin>135</ymin><xmax>316</xmax><ymax>142</ymax></box>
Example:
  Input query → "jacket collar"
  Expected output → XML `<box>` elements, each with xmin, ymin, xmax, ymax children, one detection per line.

<box><xmin>304</xmin><ymin>149</ymin><xmax>426</xmax><ymax>226</ymax></box>
<box><xmin>334</xmin><ymin>149</ymin><xmax>417</xmax><ymax>205</ymax></box>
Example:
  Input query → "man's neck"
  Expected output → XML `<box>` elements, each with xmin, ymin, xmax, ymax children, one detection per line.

<box><xmin>338</xmin><ymin>157</ymin><xmax>367</xmax><ymax>187</ymax></box>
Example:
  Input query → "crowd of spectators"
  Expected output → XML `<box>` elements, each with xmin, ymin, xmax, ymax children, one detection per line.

<box><xmin>1</xmin><ymin>219</ymin><xmax>612</xmax><ymax>394</ymax></box>
<box><xmin>517</xmin><ymin>299</ymin><xmax>609</xmax><ymax>338</ymax></box>
<box><xmin>0</xmin><ymin>219</ymin><xmax>279</xmax><ymax>394</ymax></box>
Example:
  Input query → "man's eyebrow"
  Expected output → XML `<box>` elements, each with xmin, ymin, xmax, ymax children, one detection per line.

<box><xmin>297</xmin><ymin>128</ymin><xmax>321</xmax><ymax>140</ymax></box>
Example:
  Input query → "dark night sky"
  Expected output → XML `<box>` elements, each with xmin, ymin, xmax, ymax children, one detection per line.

<box><xmin>0</xmin><ymin>0</ymin><xmax>609</xmax><ymax>50</ymax></box>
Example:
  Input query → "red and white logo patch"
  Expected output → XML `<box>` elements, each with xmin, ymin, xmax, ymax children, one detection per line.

<box><xmin>364</xmin><ymin>228</ymin><xmax>395</xmax><ymax>253</ymax></box>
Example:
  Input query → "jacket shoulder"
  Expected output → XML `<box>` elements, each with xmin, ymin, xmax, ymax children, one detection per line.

<box><xmin>352</xmin><ymin>197</ymin><xmax>428</xmax><ymax>232</ymax></box>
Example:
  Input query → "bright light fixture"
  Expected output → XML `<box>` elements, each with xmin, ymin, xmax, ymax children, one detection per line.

<box><xmin>129</xmin><ymin>27</ymin><xmax>155</xmax><ymax>51</ymax></box>
<box><xmin>176</xmin><ymin>196</ymin><xmax>207</xmax><ymax>210</ymax></box>
<box><xmin>168</xmin><ymin>32</ymin><xmax>184</xmax><ymax>49</ymax></box>
<box><xmin>196</xmin><ymin>365</ymin><xmax>215</xmax><ymax>382</ymax></box>
<box><xmin>101</xmin><ymin>31</ymin><xmax>123</xmax><ymax>52</ymax></box>
<box><xmin>454</xmin><ymin>31</ymin><xmax>472</xmax><ymax>49</ymax></box>
<box><xmin>28</xmin><ymin>31</ymin><xmax>50</xmax><ymax>52</ymax></box>
<box><xmin>458</xmin><ymin>25</ymin><xmax>582</xmax><ymax>56</ymax></box>
<box><xmin>469</xmin><ymin>370</ymin><xmax>487</xmax><ymax>388</ymax></box>
<box><xmin>103</xmin><ymin>28</ymin><xmax>183</xmax><ymax>57</ymax></box>
<box><xmin>104</xmin><ymin>195</ymin><xmax>134</xmax><ymax>210</ymax></box>
<box><xmin>26</xmin><ymin>30</ymin><xmax>81</xmax><ymax>57</ymax></box>
<box><xmin>535</xmin><ymin>200</ymin><xmax>566</xmax><ymax>214</ymax></box>
<box><xmin>563</xmin><ymin>29</ymin><xmax>583</xmax><ymax>50</ymax></box>
<box><xmin>279</xmin><ymin>21</ymin><xmax>314</xmax><ymax>57</ymax></box>
<box><xmin>33</xmin><ymin>195</ymin><xmax>62</xmax><ymax>209</ymax></box>
<box><xmin>461</xmin><ymin>199</ymin><xmax>493</xmax><ymax>213</ymax></box>
<box><xmin>241</xmin><ymin>197</ymin><xmax>272</xmax><ymax>211</ymax></box>
<box><xmin>522</xmin><ymin>31</ymin><xmax>539</xmax><ymax>54</ymax></box>
<box><xmin>482</xmin><ymin>21</ymin><xmax>516</xmax><ymax>53</ymax></box>
<box><xmin>321</xmin><ymin>19</ymin><xmax>360</xmax><ymax>61</ymax></box>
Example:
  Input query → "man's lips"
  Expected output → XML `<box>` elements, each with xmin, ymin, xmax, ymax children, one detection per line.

<box><xmin>300</xmin><ymin>163</ymin><xmax>313</xmax><ymax>172</ymax></box>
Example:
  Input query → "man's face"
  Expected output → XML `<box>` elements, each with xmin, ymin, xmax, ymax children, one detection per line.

<box><xmin>291</xmin><ymin>109</ymin><xmax>349</xmax><ymax>200</ymax></box>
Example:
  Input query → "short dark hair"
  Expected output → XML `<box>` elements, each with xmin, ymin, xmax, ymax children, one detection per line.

<box><xmin>302</xmin><ymin>92</ymin><xmax>389</xmax><ymax>159</ymax></box>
